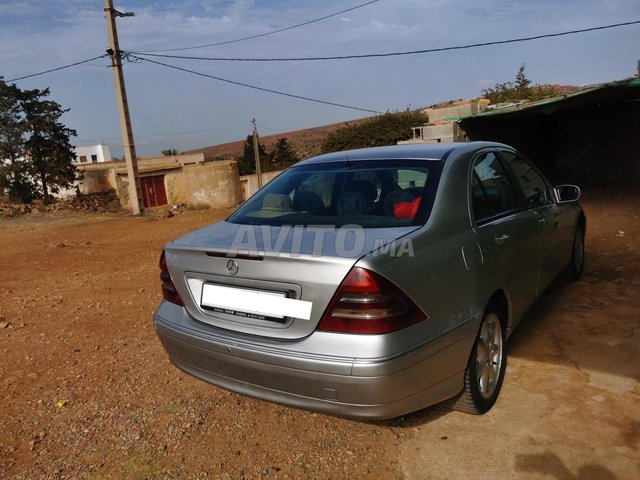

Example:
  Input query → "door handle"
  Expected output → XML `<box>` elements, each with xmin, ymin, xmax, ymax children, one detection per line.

<box><xmin>494</xmin><ymin>234</ymin><xmax>510</xmax><ymax>245</ymax></box>
<box><xmin>537</xmin><ymin>216</ymin><xmax>547</xmax><ymax>225</ymax></box>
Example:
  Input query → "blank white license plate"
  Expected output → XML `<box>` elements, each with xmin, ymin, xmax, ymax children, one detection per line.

<box><xmin>200</xmin><ymin>284</ymin><xmax>312</xmax><ymax>321</ymax></box>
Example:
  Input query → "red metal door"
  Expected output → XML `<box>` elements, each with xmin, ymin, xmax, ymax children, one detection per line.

<box><xmin>141</xmin><ymin>175</ymin><xmax>168</xmax><ymax>208</ymax></box>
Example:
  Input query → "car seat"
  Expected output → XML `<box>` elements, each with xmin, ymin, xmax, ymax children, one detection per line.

<box><xmin>293</xmin><ymin>190</ymin><xmax>324</xmax><ymax>214</ymax></box>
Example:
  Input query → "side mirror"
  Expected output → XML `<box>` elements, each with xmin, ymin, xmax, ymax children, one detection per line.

<box><xmin>554</xmin><ymin>185</ymin><xmax>581</xmax><ymax>203</ymax></box>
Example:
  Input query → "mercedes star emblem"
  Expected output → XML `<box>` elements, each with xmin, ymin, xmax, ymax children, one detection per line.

<box><xmin>226</xmin><ymin>259</ymin><xmax>239</xmax><ymax>275</ymax></box>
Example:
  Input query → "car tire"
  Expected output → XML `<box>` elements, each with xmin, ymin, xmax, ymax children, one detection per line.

<box><xmin>563</xmin><ymin>223</ymin><xmax>585</xmax><ymax>282</ymax></box>
<box><xmin>453</xmin><ymin>306</ymin><xmax>507</xmax><ymax>415</ymax></box>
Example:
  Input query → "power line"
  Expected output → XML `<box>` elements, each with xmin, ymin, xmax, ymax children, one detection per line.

<box><xmin>136</xmin><ymin>0</ymin><xmax>380</xmax><ymax>53</ymax></box>
<box><xmin>131</xmin><ymin>19</ymin><xmax>640</xmax><ymax>62</ymax></box>
<box><xmin>256</xmin><ymin>124</ymin><xmax>282</xmax><ymax>132</ymax></box>
<box><xmin>129</xmin><ymin>54</ymin><xmax>383</xmax><ymax>114</ymax></box>
<box><xmin>6</xmin><ymin>55</ymin><xmax>110</xmax><ymax>82</ymax></box>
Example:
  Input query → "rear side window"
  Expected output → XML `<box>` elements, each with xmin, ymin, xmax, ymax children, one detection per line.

<box><xmin>471</xmin><ymin>152</ymin><xmax>519</xmax><ymax>222</ymax></box>
<box><xmin>500</xmin><ymin>151</ymin><xmax>550</xmax><ymax>206</ymax></box>
<box><xmin>397</xmin><ymin>169</ymin><xmax>427</xmax><ymax>189</ymax></box>
<box><xmin>228</xmin><ymin>160</ymin><xmax>439</xmax><ymax>228</ymax></box>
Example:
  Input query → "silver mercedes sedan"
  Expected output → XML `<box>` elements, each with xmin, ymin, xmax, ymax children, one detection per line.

<box><xmin>153</xmin><ymin>142</ymin><xmax>585</xmax><ymax>419</ymax></box>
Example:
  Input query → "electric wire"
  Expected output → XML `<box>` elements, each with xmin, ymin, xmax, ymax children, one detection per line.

<box><xmin>6</xmin><ymin>55</ymin><xmax>110</xmax><ymax>82</ymax></box>
<box><xmin>129</xmin><ymin>54</ymin><xmax>383</xmax><ymax>114</ymax></box>
<box><xmin>130</xmin><ymin>19</ymin><xmax>640</xmax><ymax>62</ymax></box>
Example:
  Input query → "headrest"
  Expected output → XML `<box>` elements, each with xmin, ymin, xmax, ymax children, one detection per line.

<box><xmin>337</xmin><ymin>191</ymin><xmax>371</xmax><ymax>215</ymax></box>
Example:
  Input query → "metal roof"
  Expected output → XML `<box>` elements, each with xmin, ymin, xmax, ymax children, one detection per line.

<box><xmin>459</xmin><ymin>77</ymin><xmax>640</xmax><ymax>123</ymax></box>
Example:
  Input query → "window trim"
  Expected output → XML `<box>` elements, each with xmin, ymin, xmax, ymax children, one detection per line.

<box><xmin>468</xmin><ymin>148</ymin><xmax>526</xmax><ymax>226</ymax></box>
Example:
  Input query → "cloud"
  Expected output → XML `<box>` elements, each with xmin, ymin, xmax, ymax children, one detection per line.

<box><xmin>2</xmin><ymin>0</ymin><xmax>638</xmax><ymax>157</ymax></box>
<box><xmin>0</xmin><ymin>1</ymin><xmax>40</xmax><ymax>16</ymax></box>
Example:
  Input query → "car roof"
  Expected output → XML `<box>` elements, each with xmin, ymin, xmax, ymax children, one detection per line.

<box><xmin>295</xmin><ymin>142</ymin><xmax>510</xmax><ymax>166</ymax></box>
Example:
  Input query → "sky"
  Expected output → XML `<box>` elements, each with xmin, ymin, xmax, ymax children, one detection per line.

<box><xmin>1</xmin><ymin>0</ymin><xmax>639</xmax><ymax>158</ymax></box>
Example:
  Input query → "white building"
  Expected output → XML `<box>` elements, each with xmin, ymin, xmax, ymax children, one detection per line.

<box><xmin>74</xmin><ymin>144</ymin><xmax>111</xmax><ymax>164</ymax></box>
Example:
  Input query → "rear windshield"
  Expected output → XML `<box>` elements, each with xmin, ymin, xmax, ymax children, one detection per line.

<box><xmin>228</xmin><ymin>160</ymin><xmax>441</xmax><ymax>227</ymax></box>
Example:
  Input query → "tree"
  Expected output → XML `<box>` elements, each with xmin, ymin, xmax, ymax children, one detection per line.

<box><xmin>236</xmin><ymin>134</ymin><xmax>271</xmax><ymax>176</ymax></box>
<box><xmin>269</xmin><ymin>138</ymin><xmax>299</xmax><ymax>171</ymax></box>
<box><xmin>21</xmin><ymin>89</ymin><xmax>78</xmax><ymax>202</ymax></box>
<box><xmin>161</xmin><ymin>148</ymin><xmax>178</xmax><ymax>156</ymax></box>
<box><xmin>482</xmin><ymin>64</ymin><xmax>557</xmax><ymax>104</ymax></box>
<box><xmin>0</xmin><ymin>79</ymin><xmax>32</xmax><ymax>202</ymax></box>
<box><xmin>321</xmin><ymin>110</ymin><xmax>429</xmax><ymax>153</ymax></box>
<box><xmin>0</xmin><ymin>78</ymin><xmax>77</xmax><ymax>203</ymax></box>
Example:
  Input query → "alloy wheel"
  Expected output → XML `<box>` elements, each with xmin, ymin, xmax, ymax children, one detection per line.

<box><xmin>475</xmin><ymin>313</ymin><xmax>503</xmax><ymax>399</ymax></box>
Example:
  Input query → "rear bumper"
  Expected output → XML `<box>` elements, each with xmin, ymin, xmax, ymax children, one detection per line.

<box><xmin>153</xmin><ymin>302</ymin><xmax>479</xmax><ymax>419</ymax></box>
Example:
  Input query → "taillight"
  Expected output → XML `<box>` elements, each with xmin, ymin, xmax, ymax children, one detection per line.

<box><xmin>318</xmin><ymin>267</ymin><xmax>425</xmax><ymax>334</ymax></box>
<box><xmin>159</xmin><ymin>250</ymin><xmax>183</xmax><ymax>306</ymax></box>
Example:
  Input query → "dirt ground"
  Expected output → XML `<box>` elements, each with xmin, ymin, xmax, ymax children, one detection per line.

<box><xmin>0</xmin><ymin>188</ymin><xmax>638</xmax><ymax>479</ymax></box>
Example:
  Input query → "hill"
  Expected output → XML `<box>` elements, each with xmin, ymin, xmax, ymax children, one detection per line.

<box><xmin>185</xmin><ymin>83</ymin><xmax>590</xmax><ymax>161</ymax></box>
<box><xmin>184</xmin><ymin>117</ymin><xmax>371</xmax><ymax>161</ymax></box>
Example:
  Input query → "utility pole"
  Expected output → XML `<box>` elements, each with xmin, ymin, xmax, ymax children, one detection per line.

<box><xmin>104</xmin><ymin>0</ymin><xmax>144</xmax><ymax>215</ymax></box>
<box><xmin>252</xmin><ymin>118</ymin><xmax>263</xmax><ymax>189</ymax></box>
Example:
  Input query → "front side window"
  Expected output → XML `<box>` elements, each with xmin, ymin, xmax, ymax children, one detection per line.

<box><xmin>228</xmin><ymin>160</ymin><xmax>439</xmax><ymax>228</ymax></box>
<box><xmin>471</xmin><ymin>151</ymin><xmax>519</xmax><ymax>222</ymax></box>
<box><xmin>500</xmin><ymin>151</ymin><xmax>550</xmax><ymax>206</ymax></box>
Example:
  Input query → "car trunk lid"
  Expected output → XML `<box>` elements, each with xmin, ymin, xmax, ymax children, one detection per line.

<box><xmin>164</xmin><ymin>221</ymin><xmax>417</xmax><ymax>339</ymax></box>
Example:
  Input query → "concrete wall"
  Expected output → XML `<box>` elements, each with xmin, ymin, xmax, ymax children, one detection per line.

<box><xmin>79</xmin><ymin>168</ymin><xmax>116</xmax><ymax>194</ymax></box>
<box><xmin>116</xmin><ymin>160</ymin><xmax>242</xmax><ymax>209</ymax></box>
<box><xmin>181</xmin><ymin>160</ymin><xmax>242</xmax><ymax>209</ymax></box>
<box><xmin>52</xmin><ymin>152</ymin><xmax>234</xmax><ymax>208</ymax></box>
<box><xmin>424</xmin><ymin>100</ymin><xmax>488</xmax><ymax>122</ymax></box>
<box><xmin>164</xmin><ymin>169</ymin><xmax>186</xmax><ymax>205</ymax></box>
<box><xmin>52</xmin><ymin>166</ymin><xmax>116</xmax><ymax>200</ymax></box>
<box><xmin>136</xmin><ymin>153</ymin><xmax>205</xmax><ymax>168</ymax></box>
<box><xmin>398</xmin><ymin>122</ymin><xmax>466</xmax><ymax>144</ymax></box>
<box><xmin>115</xmin><ymin>175</ymin><xmax>130</xmax><ymax>208</ymax></box>
<box><xmin>398</xmin><ymin>101</ymin><xmax>483</xmax><ymax>145</ymax></box>
<box><xmin>240</xmin><ymin>170</ymin><xmax>284</xmax><ymax>200</ymax></box>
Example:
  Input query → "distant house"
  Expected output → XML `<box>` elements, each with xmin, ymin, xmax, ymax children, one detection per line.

<box><xmin>398</xmin><ymin>100</ymin><xmax>488</xmax><ymax>145</ymax></box>
<box><xmin>73</xmin><ymin>152</ymin><xmax>244</xmax><ymax>210</ymax></box>
<box><xmin>74</xmin><ymin>144</ymin><xmax>111</xmax><ymax>165</ymax></box>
